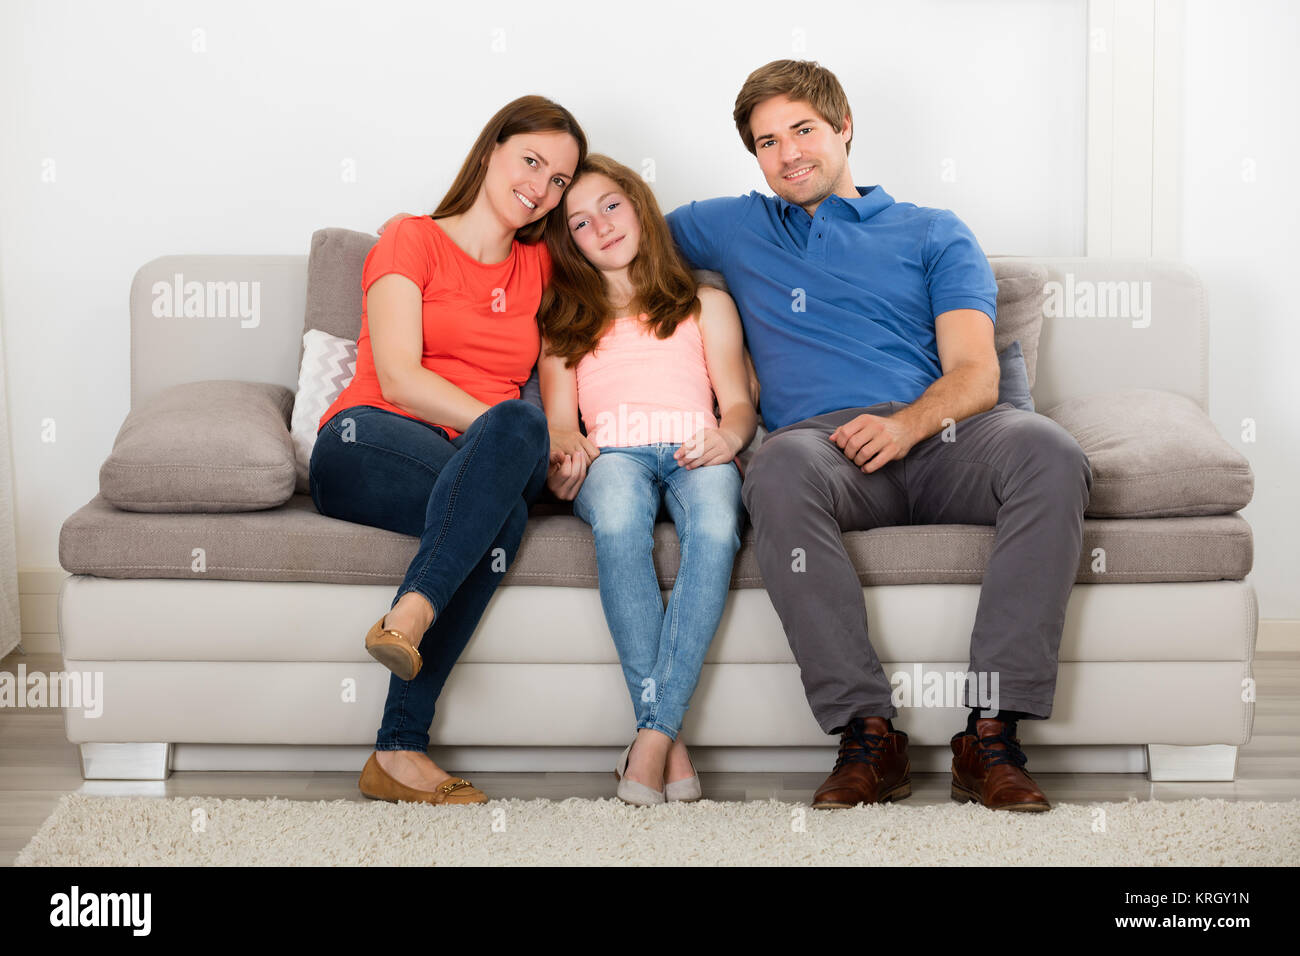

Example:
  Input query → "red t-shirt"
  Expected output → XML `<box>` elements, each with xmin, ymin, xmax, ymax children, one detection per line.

<box><xmin>318</xmin><ymin>216</ymin><xmax>550</xmax><ymax>440</ymax></box>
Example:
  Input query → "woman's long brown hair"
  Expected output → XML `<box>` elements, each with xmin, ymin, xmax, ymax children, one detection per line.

<box><xmin>432</xmin><ymin>95</ymin><xmax>588</xmax><ymax>245</ymax></box>
<box><xmin>539</xmin><ymin>154</ymin><xmax>700</xmax><ymax>367</ymax></box>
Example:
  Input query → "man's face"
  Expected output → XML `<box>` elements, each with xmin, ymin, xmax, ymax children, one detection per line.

<box><xmin>748</xmin><ymin>94</ymin><xmax>853</xmax><ymax>212</ymax></box>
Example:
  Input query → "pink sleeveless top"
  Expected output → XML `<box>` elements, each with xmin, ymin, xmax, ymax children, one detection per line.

<box><xmin>576</xmin><ymin>312</ymin><xmax>718</xmax><ymax>447</ymax></box>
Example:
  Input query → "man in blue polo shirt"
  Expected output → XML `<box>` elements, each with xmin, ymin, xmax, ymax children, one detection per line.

<box><xmin>665</xmin><ymin>60</ymin><xmax>1092</xmax><ymax>812</ymax></box>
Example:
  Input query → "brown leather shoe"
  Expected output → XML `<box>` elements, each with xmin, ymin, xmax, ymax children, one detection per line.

<box><xmin>358</xmin><ymin>752</ymin><xmax>487</xmax><ymax>805</ymax></box>
<box><xmin>364</xmin><ymin>614</ymin><xmax>422</xmax><ymax>681</ymax></box>
<box><xmin>812</xmin><ymin>717</ymin><xmax>911</xmax><ymax>809</ymax></box>
<box><xmin>950</xmin><ymin>718</ymin><xmax>1051</xmax><ymax>812</ymax></box>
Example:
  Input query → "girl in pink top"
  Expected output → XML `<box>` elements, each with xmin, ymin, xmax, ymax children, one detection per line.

<box><xmin>539</xmin><ymin>155</ymin><xmax>759</xmax><ymax>805</ymax></box>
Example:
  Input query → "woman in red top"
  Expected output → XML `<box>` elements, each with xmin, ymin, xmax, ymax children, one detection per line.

<box><xmin>309</xmin><ymin>95</ymin><xmax>586</xmax><ymax>805</ymax></box>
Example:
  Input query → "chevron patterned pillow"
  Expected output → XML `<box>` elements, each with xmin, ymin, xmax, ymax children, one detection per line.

<box><xmin>290</xmin><ymin>328</ymin><xmax>357</xmax><ymax>494</ymax></box>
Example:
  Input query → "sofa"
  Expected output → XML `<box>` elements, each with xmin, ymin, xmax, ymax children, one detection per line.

<box><xmin>56</xmin><ymin>227</ymin><xmax>1258</xmax><ymax>783</ymax></box>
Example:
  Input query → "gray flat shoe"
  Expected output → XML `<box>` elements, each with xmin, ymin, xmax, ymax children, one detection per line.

<box><xmin>665</xmin><ymin>758</ymin><xmax>702</xmax><ymax>802</ymax></box>
<box><xmin>614</xmin><ymin>740</ymin><xmax>665</xmax><ymax>806</ymax></box>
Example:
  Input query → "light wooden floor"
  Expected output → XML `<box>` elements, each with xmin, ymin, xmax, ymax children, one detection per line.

<box><xmin>3</xmin><ymin>649</ymin><xmax>1297</xmax><ymax>866</ymax></box>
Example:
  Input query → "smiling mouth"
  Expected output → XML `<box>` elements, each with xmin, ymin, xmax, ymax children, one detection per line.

<box><xmin>601</xmin><ymin>236</ymin><xmax>624</xmax><ymax>250</ymax></box>
<box><xmin>783</xmin><ymin>165</ymin><xmax>814</xmax><ymax>181</ymax></box>
<box><xmin>514</xmin><ymin>190</ymin><xmax>537</xmax><ymax>210</ymax></box>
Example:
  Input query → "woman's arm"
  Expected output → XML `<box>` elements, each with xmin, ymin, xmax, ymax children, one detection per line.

<box><xmin>368</xmin><ymin>274</ymin><xmax>489</xmax><ymax>433</ymax></box>
<box><xmin>675</xmin><ymin>286</ymin><xmax>759</xmax><ymax>469</ymax></box>
<box><xmin>539</xmin><ymin>342</ymin><xmax>601</xmax><ymax>500</ymax></box>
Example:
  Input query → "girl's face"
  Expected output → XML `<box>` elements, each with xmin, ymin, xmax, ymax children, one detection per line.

<box><xmin>564</xmin><ymin>172</ymin><xmax>641</xmax><ymax>272</ymax></box>
<box><xmin>483</xmin><ymin>131</ymin><xmax>579</xmax><ymax>229</ymax></box>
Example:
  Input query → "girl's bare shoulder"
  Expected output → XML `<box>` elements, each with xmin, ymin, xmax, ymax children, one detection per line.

<box><xmin>695</xmin><ymin>285</ymin><xmax>739</xmax><ymax>323</ymax></box>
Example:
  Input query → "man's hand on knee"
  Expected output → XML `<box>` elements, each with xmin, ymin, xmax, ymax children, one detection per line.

<box><xmin>829</xmin><ymin>414</ymin><xmax>918</xmax><ymax>473</ymax></box>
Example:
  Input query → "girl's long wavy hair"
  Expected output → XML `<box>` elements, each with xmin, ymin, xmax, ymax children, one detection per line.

<box><xmin>539</xmin><ymin>154</ymin><xmax>700</xmax><ymax>367</ymax></box>
<box><xmin>432</xmin><ymin>95</ymin><xmax>588</xmax><ymax>245</ymax></box>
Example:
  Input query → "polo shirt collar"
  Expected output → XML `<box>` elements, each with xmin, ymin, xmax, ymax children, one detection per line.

<box><xmin>779</xmin><ymin>184</ymin><xmax>894</xmax><ymax>222</ymax></box>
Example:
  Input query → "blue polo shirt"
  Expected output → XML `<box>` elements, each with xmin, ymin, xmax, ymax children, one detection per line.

<box><xmin>664</xmin><ymin>185</ymin><xmax>997</xmax><ymax>431</ymax></box>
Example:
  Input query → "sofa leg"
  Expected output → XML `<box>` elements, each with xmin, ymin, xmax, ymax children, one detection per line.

<box><xmin>78</xmin><ymin>743</ymin><xmax>172</xmax><ymax>780</ymax></box>
<box><xmin>1146</xmin><ymin>744</ymin><xmax>1238</xmax><ymax>782</ymax></box>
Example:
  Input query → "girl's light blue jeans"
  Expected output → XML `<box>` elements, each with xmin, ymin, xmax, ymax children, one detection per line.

<box><xmin>572</xmin><ymin>442</ymin><xmax>745</xmax><ymax>740</ymax></box>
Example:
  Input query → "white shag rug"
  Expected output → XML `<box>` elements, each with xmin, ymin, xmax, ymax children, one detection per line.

<box><xmin>16</xmin><ymin>794</ymin><xmax>1300</xmax><ymax>866</ymax></box>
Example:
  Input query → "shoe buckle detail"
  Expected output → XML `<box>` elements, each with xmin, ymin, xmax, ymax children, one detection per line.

<box><xmin>382</xmin><ymin>627</ymin><xmax>421</xmax><ymax>659</ymax></box>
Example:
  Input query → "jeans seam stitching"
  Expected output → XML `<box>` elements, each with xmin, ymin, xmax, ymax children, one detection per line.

<box><xmin>404</xmin><ymin>408</ymin><xmax>487</xmax><ymax>600</ymax></box>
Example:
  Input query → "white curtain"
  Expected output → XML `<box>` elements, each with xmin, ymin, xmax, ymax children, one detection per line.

<box><xmin>0</xmin><ymin>260</ymin><xmax>20</xmax><ymax>660</ymax></box>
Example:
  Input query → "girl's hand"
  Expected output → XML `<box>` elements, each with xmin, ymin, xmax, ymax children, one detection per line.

<box><xmin>674</xmin><ymin>427</ymin><xmax>742</xmax><ymax>469</ymax></box>
<box><xmin>548</xmin><ymin>427</ymin><xmax>600</xmax><ymax>464</ymax></box>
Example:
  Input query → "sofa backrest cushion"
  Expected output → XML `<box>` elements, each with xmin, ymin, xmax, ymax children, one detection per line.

<box><xmin>128</xmin><ymin>244</ymin><xmax>1211</xmax><ymax>418</ymax></box>
<box><xmin>988</xmin><ymin>260</ymin><xmax>1048</xmax><ymax>387</ymax></box>
<box><xmin>302</xmin><ymin>227</ymin><xmax>378</xmax><ymax>345</ymax></box>
<box><xmin>996</xmin><ymin>341</ymin><xmax>1035</xmax><ymax>411</ymax></box>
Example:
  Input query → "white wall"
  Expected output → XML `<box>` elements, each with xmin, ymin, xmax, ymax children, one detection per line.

<box><xmin>0</xmin><ymin>0</ymin><xmax>1087</xmax><ymax>581</ymax></box>
<box><xmin>1182</xmin><ymin>0</ymin><xmax>1299</xmax><ymax>618</ymax></box>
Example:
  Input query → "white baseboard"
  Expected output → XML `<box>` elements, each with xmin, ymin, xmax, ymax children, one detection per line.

<box><xmin>16</xmin><ymin>568</ymin><xmax>66</xmax><ymax>655</ymax></box>
<box><xmin>1257</xmin><ymin>620</ymin><xmax>1300</xmax><ymax>653</ymax></box>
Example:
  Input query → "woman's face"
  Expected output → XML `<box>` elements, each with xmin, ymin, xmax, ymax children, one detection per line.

<box><xmin>483</xmin><ymin>131</ymin><xmax>580</xmax><ymax>229</ymax></box>
<box><xmin>564</xmin><ymin>172</ymin><xmax>641</xmax><ymax>272</ymax></box>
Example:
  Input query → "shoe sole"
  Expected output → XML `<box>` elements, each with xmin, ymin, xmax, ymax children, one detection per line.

<box><xmin>359</xmin><ymin>781</ymin><xmax>487</xmax><ymax>805</ymax></box>
<box><xmin>950</xmin><ymin>780</ymin><xmax>1051</xmax><ymax>812</ymax></box>
<box><xmin>366</xmin><ymin>642</ymin><xmax>420</xmax><ymax>682</ymax></box>
<box><xmin>813</xmin><ymin>779</ymin><xmax>912</xmax><ymax>809</ymax></box>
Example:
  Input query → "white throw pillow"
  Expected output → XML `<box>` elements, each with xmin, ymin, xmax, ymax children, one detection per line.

<box><xmin>291</xmin><ymin>328</ymin><xmax>357</xmax><ymax>493</ymax></box>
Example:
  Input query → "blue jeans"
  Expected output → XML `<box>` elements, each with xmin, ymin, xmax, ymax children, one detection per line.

<box><xmin>572</xmin><ymin>443</ymin><xmax>745</xmax><ymax>740</ymax></box>
<box><xmin>309</xmin><ymin>400</ymin><xmax>550</xmax><ymax>752</ymax></box>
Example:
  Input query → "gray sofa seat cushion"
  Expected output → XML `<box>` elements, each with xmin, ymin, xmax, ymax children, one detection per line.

<box><xmin>60</xmin><ymin>493</ymin><xmax>1253</xmax><ymax>586</ymax></box>
<box><xmin>98</xmin><ymin>380</ymin><xmax>296</xmax><ymax>513</ymax></box>
<box><xmin>1044</xmin><ymin>387</ymin><xmax>1255</xmax><ymax>517</ymax></box>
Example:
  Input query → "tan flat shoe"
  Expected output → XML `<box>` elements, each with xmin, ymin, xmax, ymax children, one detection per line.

<box><xmin>358</xmin><ymin>753</ymin><xmax>487</xmax><ymax>805</ymax></box>
<box><xmin>364</xmin><ymin>614</ymin><xmax>421</xmax><ymax>681</ymax></box>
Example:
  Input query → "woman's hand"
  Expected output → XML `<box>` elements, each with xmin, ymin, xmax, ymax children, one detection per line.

<box><xmin>674</xmin><ymin>427</ymin><xmax>743</xmax><ymax>469</ymax></box>
<box><xmin>377</xmin><ymin>212</ymin><xmax>417</xmax><ymax>235</ymax></box>
<box><xmin>547</xmin><ymin>447</ymin><xmax>592</xmax><ymax>500</ymax></box>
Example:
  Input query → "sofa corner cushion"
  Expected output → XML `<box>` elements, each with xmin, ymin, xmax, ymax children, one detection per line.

<box><xmin>1043</xmin><ymin>387</ymin><xmax>1254</xmax><ymax>518</ymax></box>
<box><xmin>99</xmin><ymin>380</ymin><xmax>297</xmax><ymax>513</ymax></box>
<box><xmin>290</xmin><ymin>328</ymin><xmax>358</xmax><ymax>494</ymax></box>
<box><xmin>996</xmin><ymin>340</ymin><xmax>1034</xmax><ymax>412</ymax></box>
<box><xmin>988</xmin><ymin>259</ymin><xmax>1048</xmax><ymax>389</ymax></box>
<box><xmin>305</xmin><ymin>226</ymin><xmax>379</xmax><ymax>342</ymax></box>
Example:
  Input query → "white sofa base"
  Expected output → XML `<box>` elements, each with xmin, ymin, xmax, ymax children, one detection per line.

<box><xmin>60</xmin><ymin>579</ymin><xmax>1257</xmax><ymax>780</ymax></box>
<box><xmin>76</xmin><ymin>741</ymin><xmax>1236</xmax><ymax>782</ymax></box>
